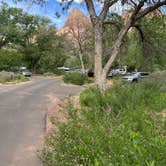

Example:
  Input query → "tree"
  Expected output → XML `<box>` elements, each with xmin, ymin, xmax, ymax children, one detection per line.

<box><xmin>23</xmin><ymin>25</ymin><xmax>67</xmax><ymax>73</ymax></box>
<box><xmin>67</xmin><ymin>19</ymin><xmax>87</xmax><ymax>73</ymax></box>
<box><xmin>0</xmin><ymin>2</ymin><xmax>23</xmax><ymax>49</ymax></box>
<box><xmin>119</xmin><ymin>14</ymin><xmax>166</xmax><ymax>71</ymax></box>
<box><xmin>17</xmin><ymin>0</ymin><xmax>166</xmax><ymax>90</ymax></box>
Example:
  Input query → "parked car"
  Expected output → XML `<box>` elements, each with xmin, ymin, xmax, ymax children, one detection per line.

<box><xmin>122</xmin><ymin>72</ymin><xmax>150</xmax><ymax>82</ymax></box>
<box><xmin>57</xmin><ymin>66</ymin><xmax>70</xmax><ymax>72</ymax></box>
<box><xmin>19</xmin><ymin>67</ymin><xmax>32</xmax><ymax>77</ymax></box>
<box><xmin>137</xmin><ymin>72</ymin><xmax>150</xmax><ymax>78</ymax></box>
<box><xmin>108</xmin><ymin>66</ymin><xmax>127</xmax><ymax>77</ymax></box>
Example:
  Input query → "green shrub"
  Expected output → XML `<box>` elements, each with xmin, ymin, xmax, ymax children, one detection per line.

<box><xmin>53</xmin><ymin>69</ymin><xmax>65</xmax><ymax>76</ymax></box>
<box><xmin>0</xmin><ymin>71</ymin><xmax>28</xmax><ymax>83</ymax></box>
<box><xmin>0</xmin><ymin>50</ymin><xmax>23</xmax><ymax>71</ymax></box>
<box><xmin>14</xmin><ymin>74</ymin><xmax>29</xmax><ymax>82</ymax></box>
<box><xmin>0</xmin><ymin>71</ymin><xmax>15</xmax><ymax>83</ymax></box>
<box><xmin>63</xmin><ymin>72</ymin><xmax>89</xmax><ymax>85</ymax></box>
<box><xmin>42</xmin><ymin>78</ymin><xmax>166</xmax><ymax>166</ymax></box>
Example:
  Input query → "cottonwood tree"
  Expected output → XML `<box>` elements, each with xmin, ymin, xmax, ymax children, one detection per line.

<box><xmin>83</xmin><ymin>0</ymin><xmax>166</xmax><ymax>90</ymax></box>
<box><xmin>17</xmin><ymin>0</ymin><xmax>166</xmax><ymax>90</ymax></box>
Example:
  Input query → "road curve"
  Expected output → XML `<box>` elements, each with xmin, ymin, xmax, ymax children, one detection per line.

<box><xmin>0</xmin><ymin>77</ymin><xmax>84</xmax><ymax>166</ymax></box>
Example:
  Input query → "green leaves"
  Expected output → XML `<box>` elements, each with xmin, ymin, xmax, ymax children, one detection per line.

<box><xmin>42</xmin><ymin>76</ymin><xmax>166</xmax><ymax>165</ymax></box>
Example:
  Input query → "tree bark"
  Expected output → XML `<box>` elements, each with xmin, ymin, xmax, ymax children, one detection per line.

<box><xmin>93</xmin><ymin>19</ymin><xmax>106</xmax><ymax>90</ymax></box>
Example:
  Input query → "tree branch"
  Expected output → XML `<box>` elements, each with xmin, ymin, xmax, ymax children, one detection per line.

<box><xmin>84</xmin><ymin>0</ymin><xmax>97</xmax><ymax>24</ymax></box>
<box><xmin>100</xmin><ymin>0</ymin><xmax>118</xmax><ymax>20</ymax></box>
<box><xmin>102</xmin><ymin>0</ymin><xmax>145</xmax><ymax>75</ymax></box>
<box><xmin>136</xmin><ymin>0</ymin><xmax>166</xmax><ymax>20</ymax></box>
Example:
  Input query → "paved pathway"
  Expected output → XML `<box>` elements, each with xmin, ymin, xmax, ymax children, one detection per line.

<box><xmin>0</xmin><ymin>77</ymin><xmax>84</xmax><ymax>166</ymax></box>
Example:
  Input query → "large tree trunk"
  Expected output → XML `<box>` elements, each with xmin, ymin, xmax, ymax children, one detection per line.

<box><xmin>94</xmin><ymin>20</ymin><xmax>105</xmax><ymax>89</ymax></box>
<box><xmin>94</xmin><ymin>21</ymin><xmax>132</xmax><ymax>90</ymax></box>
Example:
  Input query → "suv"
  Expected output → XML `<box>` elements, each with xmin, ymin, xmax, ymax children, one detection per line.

<box><xmin>19</xmin><ymin>67</ymin><xmax>32</xmax><ymax>77</ymax></box>
<box><xmin>122</xmin><ymin>72</ymin><xmax>149</xmax><ymax>82</ymax></box>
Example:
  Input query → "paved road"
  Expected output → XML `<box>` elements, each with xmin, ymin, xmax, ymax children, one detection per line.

<box><xmin>0</xmin><ymin>77</ymin><xmax>84</xmax><ymax>166</ymax></box>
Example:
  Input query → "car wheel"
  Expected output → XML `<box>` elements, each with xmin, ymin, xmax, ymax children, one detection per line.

<box><xmin>132</xmin><ymin>79</ymin><xmax>138</xmax><ymax>83</ymax></box>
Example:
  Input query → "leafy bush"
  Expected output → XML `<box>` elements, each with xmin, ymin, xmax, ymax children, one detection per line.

<box><xmin>42</xmin><ymin>78</ymin><xmax>166</xmax><ymax>166</ymax></box>
<box><xmin>0</xmin><ymin>71</ymin><xmax>15</xmax><ymax>83</ymax></box>
<box><xmin>53</xmin><ymin>69</ymin><xmax>65</xmax><ymax>76</ymax></box>
<box><xmin>14</xmin><ymin>74</ymin><xmax>29</xmax><ymax>82</ymax></box>
<box><xmin>0</xmin><ymin>50</ymin><xmax>23</xmax><ymax>71</ymax></box>
<box><xmin>0</xmin><ymin>71</ymin><xmax>28</xmax><ymax>83</ymax></box>
<box><xmin>63</xmin><ymin>72</ymin><xmax>92</xmax><ymax>85</ymax></box>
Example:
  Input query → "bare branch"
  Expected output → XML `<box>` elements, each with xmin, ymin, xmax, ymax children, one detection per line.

<box><xmin>130</xmin><ymin>0</ymin><xmax>137</xmax><ymax>7</ymax></box>
<box><xmin>84</xmin><ymin>0</ymin><xmax>97</xmax><ymax>23</ymax></box>
<box><xmin>100</xmin><ymin>0</ymin><xmax>118</xmax><ymax>20</ymax></box>
<box><xmin>129</xmin><ymin>0</ymin><xmax>145</xmax><ymax>22</ymax></box>
<box><xmin>136</xmin><ymin>0</ymin><xmax>166</xmax><ymax>20</ymax></box>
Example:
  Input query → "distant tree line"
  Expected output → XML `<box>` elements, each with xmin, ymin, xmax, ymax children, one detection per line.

<box><xmin>0</xmin><ymin>2</ymin><xmax>67</xmax><ymax>73</ymax></box>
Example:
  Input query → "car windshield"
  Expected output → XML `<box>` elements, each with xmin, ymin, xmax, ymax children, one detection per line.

<box><xmin>22</xmin><ymin>70</ymin><xmax>29</xmax><ymax>72</ymax></box>
<box><xmin>124</xmin><ymin>72</ymin><xmax>138</xmax><ymax>76</ymax></box>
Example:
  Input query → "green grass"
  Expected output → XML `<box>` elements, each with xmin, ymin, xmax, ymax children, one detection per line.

<box><xmin>42</xmin><ymin>72</ymin><xmax>166</xmax><ymax>166</ymax></box>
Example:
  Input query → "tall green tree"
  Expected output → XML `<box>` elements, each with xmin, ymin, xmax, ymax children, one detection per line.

<box><xmin>22</xmin><ymin>25</ymin><xmax>67</xmax><ymax>73</ymax></box>
<box><xmin>13</xmin><ymin>0</ymin><xmax>166</xmax><ymax>89</ymax></box>
<box><xmin>0</xmin><ymin>2</ymin><xmax>22</xmax><ymax>48</ymax></box>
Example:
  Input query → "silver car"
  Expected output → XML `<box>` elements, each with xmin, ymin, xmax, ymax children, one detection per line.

<box><xmin>122</xmin><ymin>72</ymin><xmax>149</xmax><ymax>82</ymax></box>
<box><xmin>19</xmin><ymin>68</ymin><xmax>32</xmax><ymax>77</ymax></box>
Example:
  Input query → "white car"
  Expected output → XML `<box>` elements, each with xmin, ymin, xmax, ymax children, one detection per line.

<box><xmin>122</xmin><ymin>72</ymin><xmax>150</xmax><ymax>82</ymax></box>
<box><xmin>108</xmin><ymin>68</ymin><xmax>127</xmax><ymax>77</ymax></box>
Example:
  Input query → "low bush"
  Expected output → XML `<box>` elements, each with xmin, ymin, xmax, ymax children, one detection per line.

<box><xmin>0</xmin><ymin>71</ymin><xmax>15</xmax><ymax>83</ymax></box>
<box><xmin>53</xmin><ymin>69</ymin><xmax>65</xmax><ymax>76</ymax></box>
<box><xmin>0</xmin><ymin>71</ymin><xmax>28</xmax><ymax>83</ymax></box>
<box><xmin>42</xmin><ymin>76</ymin><xmax>166</xmax><ymax>166</ymax></box>
<box><xmin>63</xmin><ymin>72</ymin><xmax>93</xmax><ymax>85</ymax></box>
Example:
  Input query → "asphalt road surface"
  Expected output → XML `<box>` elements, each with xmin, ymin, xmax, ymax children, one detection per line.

<box><xmin>0</xmin><ymin>77</ymin><xmax>84</xmax><ymax>166</ymax></box>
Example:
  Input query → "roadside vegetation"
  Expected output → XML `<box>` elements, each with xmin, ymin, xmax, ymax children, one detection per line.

<box><xmin>0</xmin><ymin>71</ymin><xmax>29</xmax><ymax>84</ymax></box>
<box><xmin>1</xmin><ymin>1</ymin><xmax>166</xmax><ymax>165</ymax></box>
<box><xmin>42</xmin><ymin>71</ymin><xmax>166</xmax><ymax>165</ymax></box>
<box><xmin>63</xmin><ymin>72</ymin><xmax>94</xmax><ymax>85</ymax></box>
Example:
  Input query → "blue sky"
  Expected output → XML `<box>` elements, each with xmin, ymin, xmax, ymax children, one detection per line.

<box><xmin>1</xmin><ymin>0</ymin><xmax>166</xmax><ymax>29</ymax></box>
<box><xmin>1</xmin><ymin>0</ymin><xmax>89</xmax><ymax>29</ymax></box>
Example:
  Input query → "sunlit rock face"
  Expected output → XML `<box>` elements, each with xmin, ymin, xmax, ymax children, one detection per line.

<box><xmin>57</xmin><ymin>8</ymin><xmax>91</xmax><ymax>42</ymax></box>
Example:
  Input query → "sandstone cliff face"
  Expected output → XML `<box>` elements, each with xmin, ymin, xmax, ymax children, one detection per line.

<box><xmin>57</xmin><ymin>8</ymin><xmax>91</xmax><ymax>41</ymax></box>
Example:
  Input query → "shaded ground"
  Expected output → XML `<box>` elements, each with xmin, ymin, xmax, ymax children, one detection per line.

<box><xmin>0</xmin><ymin>77</ymin><xmax>84</xmax><ymax>166</ymax></box>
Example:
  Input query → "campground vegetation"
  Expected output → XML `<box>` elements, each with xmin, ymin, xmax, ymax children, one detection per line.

<box><xmin>1</xmin><ymin>0</ymin><xmax>166</xmax><ymax>165</ymax></box>
<box><xmin>42</xmin><ymin>71</ymin><xmax>166</xmax><ymax>166</ymax></box>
